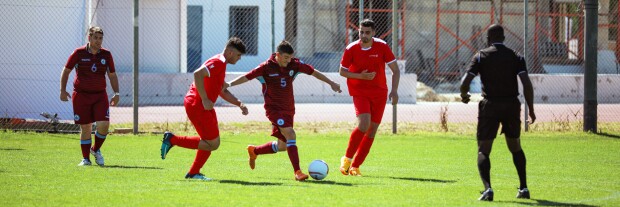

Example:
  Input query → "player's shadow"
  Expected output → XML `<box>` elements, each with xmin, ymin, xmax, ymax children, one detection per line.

<box><xmin>304</xmin><ymin>180</ymin><xmax>354</xmax><ymax>186</ymax></box>
<box><xmin>218</xmin><ymin>180</ymin><xmax>282</xmax><ymax>186</ymax></box>
<box><xmin>0</xmin><ymin>148</ymin><xmax>25</xmax><ymax>151</ymax></box>
<box><xmin>498</xmin><ymin>199</ymin><xmax>598</xmax><ymax>207</ymax></box>
<box><xmin>597</xmin><ymin>132</ymin><xmax>620</xmax><ymax>139</ymax></box>
<box><xmin>103</xmin><ymin>165</ymin><xmax>163</xmax><ymax>170</ymax></box>
<box><xmin>388</xmin><ymin>176</ymin><xmax>457</xmax><ymax>183</ymax></box>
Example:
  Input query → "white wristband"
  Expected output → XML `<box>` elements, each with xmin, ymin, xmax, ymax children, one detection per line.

<box><xmin>114</xmin><ymin>92</ymin><xmax>120</xmax><ymax>96</ymax></box>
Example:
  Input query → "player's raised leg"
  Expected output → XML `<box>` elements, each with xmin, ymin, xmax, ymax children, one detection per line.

<box><xmin>247</xmin><ymin>140</ymin><xmax>281</xmax><ymax>170</ymax></box>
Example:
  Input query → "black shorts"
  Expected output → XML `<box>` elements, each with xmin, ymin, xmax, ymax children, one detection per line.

<box><xmin>477</xmin><ymin>99</ymin><xmax>521</xmax><ymax>140</ymax></box>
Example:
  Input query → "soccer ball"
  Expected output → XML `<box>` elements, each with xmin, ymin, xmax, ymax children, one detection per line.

<box><xmin>308</xmin><ymin>160</ymin><xmax>329</xmax><ymax>180</ymax></box>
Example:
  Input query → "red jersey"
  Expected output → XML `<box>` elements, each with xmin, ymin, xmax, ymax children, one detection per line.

<box><xmin>245</xmin><ymin>54</ymin><xmax>314</xmax><ymax>113</ymax></box>
<box><xmin>64</xmin><ymin>44</ymin><xmax>116</xmax><ymax>93</ymax></box>
<box><xmin>340</xmin><ymin>37</ymin><xmax>396</xmax><ymax>97</ymax></box>
<box><xmin>187</xmin><ymin>54</ymin><xmax>227</xmax><ymax>103</ymax></box>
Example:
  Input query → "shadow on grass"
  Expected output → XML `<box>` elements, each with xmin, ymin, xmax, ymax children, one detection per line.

<box><xmin>0</xmin><ymin>148</ymin><xmax>25</xmax><ymax>151</ymax></box>
<box><xmin>498</xmin><ymin>199</ymin><xmax>598</xmax><ymax>207</ymax></box>
<box><xmin>388</xmin><ymin>176</ymin><xmax>457</xmax><ymax>183</ymax></box>
<box><xmin>104</xmin><ymin>165</ymin><xmax>163</xmax><ymax>170</ymax></box>
<box><xmin>304</xmin><ymin>180</ymin><xmax>354</xmax><ymax>186</ymax></box>
<box><xmin>597</xmin><ymin>132</ymin><xmax>620</xmax><ymax>139</ymax></box>
<box><xmin>218</xmin><ymin>180</ymin><xmax>282</xmax><ymax>186</ymax></box>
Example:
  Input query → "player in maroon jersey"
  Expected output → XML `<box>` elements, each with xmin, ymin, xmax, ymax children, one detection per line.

<box><xmin>160</xmin><ymin>37</ymin><xmax>248</xmax><ymax>181</ymax></box>
<box><xmin>338</xmin><ymin>19</ymin><xmax>400</xmax><ymax>176</ymax></box>
<box><xmin>60</xmin><ymin>26</ymin><xmax>119</xmax><ymax>166</ymax></box>
<box><xmin>226</xmin><ymin>40</ymin><xmax>341</xmax><ymax>181</ymax></box>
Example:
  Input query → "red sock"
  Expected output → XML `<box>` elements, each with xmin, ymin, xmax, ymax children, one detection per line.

<box><xmin>80</xmin><ymin>139</ymin><xmax>92</xmax><ymax>159</ymax></box>
<box><xmin>255</xmin><ymin>141</ymin><xmax>277</xmax><ymax>155</ymax></box>
<box><xmin>286</xmin><ymin>140</ymin><xmax>300</xmax><ymax>172</ymax></box>
<box><xmin>351</xmin><ymin>136</ymin><xmax>375</xmax><ymax>168</ymax></box>
<box><xmin>188</xmin><ymin>150</ymin><xmax>211</xmax><ymax>174</ymax></box>
<box><xmin>92</xmin><ymin>132</ymin><xmax>107</xmax><ymax>152</ymax></box>
<box><xmin>345</xmin><ymin>128</ymin><xmax>365</xmax><ymax>158</ymax></box>
<box><xmin>170</xmin><ymin>135</ymin><xmax>200</xmax><ymax>149</ymax></box>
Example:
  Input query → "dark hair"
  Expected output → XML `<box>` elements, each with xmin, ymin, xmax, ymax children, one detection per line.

<box><xmin>359</xmin><ymin>19</ymin><xmax>375</xmax><ymax>30</ymax></box>
<box><xmin>487</xmin><ymin>24</ymin><xmax>505</xmax><ymax>42</ymax></box>
<box><xmin>226</xmin><ymin>37</ymin><xmax>246</xmax><ymax>54</ymax></box>
<box><xmin>276</xmin><ymin>40</ymin><xmax>294</xmax><ymax>54</ymax></box>
<box><xmin>88</xmin><ymin>26</ymin><xmax>104</xmax><ymax>36</ymax></box>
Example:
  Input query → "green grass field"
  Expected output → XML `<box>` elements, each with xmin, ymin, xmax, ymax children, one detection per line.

<box><xmin>1</xmin><ymin>127</ymin><xmax>619</xmax><ymax>206</ymax></box>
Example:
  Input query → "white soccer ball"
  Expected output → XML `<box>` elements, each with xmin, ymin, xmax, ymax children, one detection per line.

<box><xmin>308</xmin><ymin>160</ymin><xmax>329</xmax><ymax>180</ymax></box>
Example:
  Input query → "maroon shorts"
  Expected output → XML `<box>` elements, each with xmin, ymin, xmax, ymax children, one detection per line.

<box><xmin>72</xmin><ymin>91</ymin><xmax>109</xmax><ymax>125</ymax></box>
<box><xmin>266</xmin><ymin>110</ymin><xmax>294</xmax><ymax>142</ymax></box>
<box><xmin>184</xmin><ymin>96</ymin><xmax>219</xmax><ymax>140</ymax></box>
<box><xmin>353</xmin><ymin>95</ymin><xmax>388</xmax><ymax>123</ymax></box>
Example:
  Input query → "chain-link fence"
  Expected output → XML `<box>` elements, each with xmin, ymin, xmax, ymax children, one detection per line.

<box><xmin>1</xmin><ymin>0</ymin><xmax>619</xmax><ymax>133</ymax></box>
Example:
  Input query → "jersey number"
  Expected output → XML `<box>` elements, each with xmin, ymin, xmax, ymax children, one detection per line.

<box><xmin>280</xmin><ymin>78</ymin><xmax>286</xmax><ymax>87</ymax></box>
<box><xmin>91</xmin><ymin>63</ymin><xmax>97</xmax><ymax>72</ymax></box>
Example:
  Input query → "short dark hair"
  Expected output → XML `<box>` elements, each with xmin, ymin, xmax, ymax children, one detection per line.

<box><xmin>276</xmin><ymin>40</ymin><xmax>294</xmax><ymax>54</ymax></box>
<box><xmin>226</xmin><ymin>37</ymin><xmax>246</xmax><ymax>54</ymax></box>
<box><xmin>359</xmin><ymin>19</ymin><xmax>375</xmax><ymax>30</ymax></box>
<box><xmin>487</xmin><ymin>24</ymin><xmax>505</xmax><ymax>42</ymax></box>
<box><xmin>88</xmin><ymin>26</ymin><xmax>103</xmax><ymax>36</ymax></box>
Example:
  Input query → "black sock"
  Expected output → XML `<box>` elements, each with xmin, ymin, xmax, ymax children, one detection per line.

<box><xmin>512</xmin><ymin>150</ymin><xmax>527</xmax><ymax>189</ymax></box>
<box><xmin>478</xmin><ymin>152</ymin><xmax>491</xmax><ymax>189</ymax></box>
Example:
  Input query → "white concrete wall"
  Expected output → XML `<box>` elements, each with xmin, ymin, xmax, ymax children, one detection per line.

<box><xmin>96</xmin><ymin>0</ymin><xmax>184</xmax><ymax>73</ymax></box>
<box><xmin>0</xmin><ymin>0</ymin><xmax>84</xmax><ymax>120</ymax></box>
<box><xmin>527</xmin><ymin>74</ymin><xmax>620</xmax><ymax>104</ymax></box>
<box><xmin>0</xmin><ymin>0</ymin><xmax>184</xmax><ymax>120</ymax></box>
<box><xmin>187</xmin><ymin>0</ymin><xmax>285</xmax><ymax>72</ymax></box>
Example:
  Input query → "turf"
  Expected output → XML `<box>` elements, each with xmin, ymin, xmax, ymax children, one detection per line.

<box><xmin>0</xmin><ymin>129</ymin><xmax>619</xmax><ymax>206</ymax></box>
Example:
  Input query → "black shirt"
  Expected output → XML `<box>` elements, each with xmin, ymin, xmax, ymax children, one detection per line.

<box><xmin>466</xmin><ymin>43</ymin><xmax>528</xmax><ymax>100</ymax></box>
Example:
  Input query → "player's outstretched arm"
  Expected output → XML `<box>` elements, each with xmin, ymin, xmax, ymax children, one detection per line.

<box><xmin>107</xmin><ymin>71</ymin><xmax>120</xmax><ymax>106</ymax></box>
<box><xmin>219</xmin><ymin>89</ymin><xmax>248</xmax><ymax>115</ymax></box>
<box><xmin>339</xmin><ymin>66</ymin><xmax>376</xmax><ymax>80</ymax></box>
<box><xmin>459</xmin><ymin>73</ymin><xmax>475</xmax><ymax>104</ymax></box>
<box><xmin>519</xmin><ymin>72</ymin><xmax>536</xmax><ymax>124</ymax></box>
<box><xmin>228</xmin><ymin>75</ymin><xmax>250</xmax><ymax>88</ymax></box>
<box><xmin>60</xmin><ymin>67</ymin><xmax>72</xmax><ymax>102</ymax></box>
<box><xmin>311</xmin><ymin>69</ymin><xmax>341</xmax><ymax>93</ymax></box>
<box><xmin>387</xmin><ymin>61</ymin><xmax>400</xmax><ymax>105</ymax></box>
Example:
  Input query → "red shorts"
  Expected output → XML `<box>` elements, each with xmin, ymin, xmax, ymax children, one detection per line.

<box><xmin>72</xmin><ymin>91</ymin><xmax>109</xmax><ymax>125</ymax></box>
<box><xmin>266</xmin><ymin>110</ymin><xmax>294</xmax><ymax>142</ymax></box>
<box><xmin>353</xmin><ymin>95</ymin><xmax>388</xmax><ymax>123</ymax></box>
<box><xmin>184</xmin><ymin>96</ymin><xmax>219</xmax><ymax>140</ymax></box>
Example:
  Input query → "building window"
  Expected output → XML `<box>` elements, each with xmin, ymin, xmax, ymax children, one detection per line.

<box><xmin>229</xmin><ymin>6</ymin><xmax>259</xmax><ymax>55</ymax></box>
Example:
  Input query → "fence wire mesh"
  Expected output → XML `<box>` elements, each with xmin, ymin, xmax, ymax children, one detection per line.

<box><xmin>0</xmin><ymin>0</ymin><xmax>619</xmax><ymax>133</ymax></box>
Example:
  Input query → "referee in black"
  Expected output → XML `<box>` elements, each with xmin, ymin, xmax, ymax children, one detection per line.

<box><xmin>460</xmin><ymin>24</ymin><xmax>536</xmax><ymax>201</ymax></box>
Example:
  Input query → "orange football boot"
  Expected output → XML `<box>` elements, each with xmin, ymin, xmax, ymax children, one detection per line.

<box><xmin>247</xmin><ymin>145</ymin><xmax>257</xmax><ymax>170</ymax></box>
<box><xmin>340</xmin><ymin>156</ymin><xmax>352</xmax><ymax>175</ymax></box>
<box><xmin>349</xmin><ymin>167</ymin><xmax>362</xmax><ymax>176</ymax></box>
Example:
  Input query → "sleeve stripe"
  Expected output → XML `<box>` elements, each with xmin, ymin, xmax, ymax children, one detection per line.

<box><xmin>477</xmin><ymin>53</ymin><xmax>481</xmax><ymax>63</ymax></box>
<box><xmin>205</xmin><ymin>67</ymin><xmax>211</xmax><ymax>77</ymax></box>
<box><xmin>340</xmin><ymin>65</ymin><xmax>349</xmax><ymax>70</ymax></box>
<box><xmin>386</xmin><ymin>59</ymin><xmax>397</xmax><ymax>65</ymax></box>
<box><xmin>517</xmin><ymin>71</ymin><xmax>527</xmax><ymax>75</ymax></box>
<box><xmin>468</xmin><ymin>72</ymin><xmax>477</xmax><ymax>76</ymax></box>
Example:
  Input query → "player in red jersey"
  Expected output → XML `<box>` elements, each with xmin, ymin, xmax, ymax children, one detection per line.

<box><xmin>60</xmin><ymin>26</ymin><xmax>119</xmax><ymax>167</ymax></box>
<box><xmin>338</xmin><ymin>19</ymin><xmax>400</xmax><ymax>176</ymax></box>
<box><xmin>226</xmin><ymin>40</ymin><xmax>341</xmax><ymax>181</ymax></box>
<box><xmin>160</xmin><ymin>37</ymin><xmax>248</xmax><ymax>181</ymax></box>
